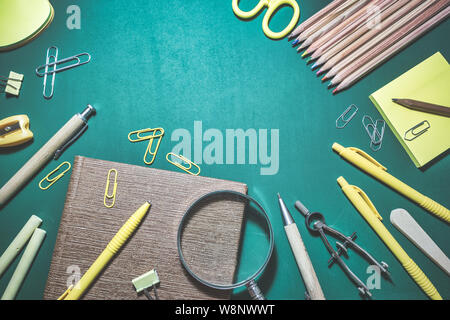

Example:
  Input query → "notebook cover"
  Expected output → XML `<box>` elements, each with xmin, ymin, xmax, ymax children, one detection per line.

<box><xmin>44</xmin><ymin>156</ymin><xmax>247</xmax><ymax>300</ymax></box>
<box><xmin>369</xmin><ymin>52</ymin><xmax>450</xmax><ymax>168</ymax></box>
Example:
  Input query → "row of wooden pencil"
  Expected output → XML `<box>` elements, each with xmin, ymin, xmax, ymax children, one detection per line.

<box><xmin>289</xmin><ymin>0</ymin><xmax>450</xmax><ymax>94</ymax></box>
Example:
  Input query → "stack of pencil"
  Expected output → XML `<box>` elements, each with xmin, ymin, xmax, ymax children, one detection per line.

<box><xmin>289</xmin><ymin>0</ymin><xmax>450</xmax><ymax>94</ymax></box>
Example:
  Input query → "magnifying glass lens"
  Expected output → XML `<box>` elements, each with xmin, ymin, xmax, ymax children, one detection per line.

<box><xmin>179</xmin><ymin>192</ymin><xmax>272</xmax><ymax>290</ymax></box>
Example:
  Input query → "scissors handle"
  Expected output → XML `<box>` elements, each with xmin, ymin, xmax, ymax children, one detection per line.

<box><xmin>232</xmin><ymin>0</ymin><xmax>268</xmax><ymax>19</ymax></box>
<box><xmin>232</xmin><ymin>0</ymin><xmax>300</xmax><ymax>39</ymax></box>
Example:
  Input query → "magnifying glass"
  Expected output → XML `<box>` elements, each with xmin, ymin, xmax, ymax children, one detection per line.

<box><xmin>177</xmin><ymin>190</ymin><xmax>274</xmax><ymax>300</ymax></box>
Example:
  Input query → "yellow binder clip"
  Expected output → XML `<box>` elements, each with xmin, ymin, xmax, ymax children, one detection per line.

<box><xmin>0</xmin><ymin>71</ymin><xmax>24</xmax><ymax>96</ymax></box>
<box><xmin>38</xmin><ymin>161</ymin><xmax>71</xmax><ymax>190</ymax></box>
<box><xmin>166</xmin><ymin>152</ymin><xmax>201</xmax><ymax>176</ymax></box>
<box><xmin>128</xmin><ymin>128</ymin><xmax>164</xmax><ymax>165</ymax></box>
<box><xmin>104</xmin><ymin>169</ymin><xmax>118</xmax><ymax>208</ymax></box>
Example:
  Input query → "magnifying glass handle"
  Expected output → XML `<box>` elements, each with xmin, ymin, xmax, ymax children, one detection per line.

<box><xmin>246</xmin><ymin>280</ymin><xmax>265</xmax><ymax>300</ymax></box>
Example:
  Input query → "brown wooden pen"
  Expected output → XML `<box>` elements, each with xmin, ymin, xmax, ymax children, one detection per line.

<box><xmin>0</xmin><ymin>105</ymin><xmax>95</xmax><ymax>207</ymax></box>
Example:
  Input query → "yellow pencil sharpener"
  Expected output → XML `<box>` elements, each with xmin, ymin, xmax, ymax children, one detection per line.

<box><xmin>0</xmin><ymin>115</ymin><xmax>33</xmax><ymax>147</ymax></box>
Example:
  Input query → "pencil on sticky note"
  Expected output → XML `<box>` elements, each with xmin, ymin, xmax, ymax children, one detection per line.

<box><xmin>392</xmin><ymin>99</ymin><xmax>450</xmax><ymax>117</ymax></box>
<box><xmin>370</xmin><ymin>52</ymin><xmax>450</xmax><ymax>168</ymax></box>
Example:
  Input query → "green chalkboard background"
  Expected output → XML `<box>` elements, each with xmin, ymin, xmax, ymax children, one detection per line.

<box><xmin>0</xmin><ymin>0</ymin><xmax>449</xmax><ymax>300</ymax></box>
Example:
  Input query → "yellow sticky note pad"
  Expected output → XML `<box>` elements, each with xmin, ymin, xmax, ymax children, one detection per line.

<box><xmin>5</xmin><ymin>71</ymin><xmax>24</xmax><ymax>96</ymax></box>
<box><xmin>0</xmin><ymin>0</ymin><xmax>54</xmax><ymax>51</ymax></box>
<box><xmin>370</xmin><ymin>52</ymin><xmax>450</xmax><ymax>168</ymax></box>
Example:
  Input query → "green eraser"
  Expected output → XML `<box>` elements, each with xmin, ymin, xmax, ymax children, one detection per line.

<box><xmin>132</xmin><ymin>269</ymin><xmax>159</xmax><ymax>293</ymax></box>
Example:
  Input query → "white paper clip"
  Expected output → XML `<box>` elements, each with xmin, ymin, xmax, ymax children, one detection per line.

<box><xmin>336</xmin><ymin>104</ymin><xmax>358</xmax><ymax>129</ymax></box>
<box><xmin>36</xmin><ymin>46</ymin><xmax>91</xmax><ymax>99</ymax></box>
<box><xmin>362</xmin><ymin>115</ymin><xmax>385</xmax><ymax>152</ymax></box>
<box><xmin>404</xmin><ymin>120</ymin><xmax>430</xmax><ymax>141</ymax></box>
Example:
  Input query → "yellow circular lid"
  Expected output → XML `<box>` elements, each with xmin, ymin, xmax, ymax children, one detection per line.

<box><xmin>0</xmin><ymin>0</ymin><xmax>54</xmax><ymax>51</ymax></box>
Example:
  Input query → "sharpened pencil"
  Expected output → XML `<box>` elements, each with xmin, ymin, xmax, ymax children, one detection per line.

<box><xmin>298</xmin><ymin>0</ymin><xmax>370</xmax><ymax>52</ymax></box>
<box><xmin>313</xmin><ymin>0</ymin><xmax>419</xmax><ymax>72</ymax></box>
<box><xmin>306</xmin><ymin>0</ymin><xmax>385</xmax><ymax>56</ymax></box>
<box><xmin>309</xmin><ymin>0</ymin><xmax>395</xmax><ymax>58</ymax></box>
<box><xmin>288</xmin><ymin>0</ymin><xmax>348</xmax><ymax>41</ymax></box>
<box><xmin>322</xmin><ymin>0</ymin><xmax>434</xmax><ymax>80</ymax></box>
<box><xmin>332</xmin><ymin>3</ymin><xmax>450</xmax><ymax>94</ymax></box>
<box><xmin>294</xmin><ymin>0</ymin><xmax>360</xmax><ymax>44</ymax></box>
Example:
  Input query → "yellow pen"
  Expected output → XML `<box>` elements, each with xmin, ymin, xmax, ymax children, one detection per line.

<box><xmin>58</xmin><ymin>201</ymin><xmax>151</xmax><ymax>300</ymax></box>
<box><xmin>332</xmin><ymin>143</ymin><xmax>450</xmax><ymax>223</ymax></box>
<box><xmin>337</xmin><ymin>177</ymin><xmax>442</xmax><ymax>300</ymax></box>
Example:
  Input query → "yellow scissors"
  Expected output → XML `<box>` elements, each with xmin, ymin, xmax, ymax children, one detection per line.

<box><xmin>232</xmin><ymin>0</ymin><xmax>300</xmax><ymax>39</ymax></box>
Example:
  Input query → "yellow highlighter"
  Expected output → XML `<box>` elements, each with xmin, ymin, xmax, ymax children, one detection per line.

<box><xmin>58</xmin><ymin>201</ymin><xmax>151</xmax><ymax>300</ymax></box>
<box><xmin>337</xmin><ymin>177</ymin><xmax>442</xmax><ymax>300</ymax></box>
<box><xmin>332</xmin><ymin>143</ymin><xmax>450</xmax><ymax>223</ymax></box>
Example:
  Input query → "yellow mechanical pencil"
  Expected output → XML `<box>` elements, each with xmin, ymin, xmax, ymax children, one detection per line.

<box><xmin>337</xmin><ymin>177</ymin><xmax>442</xmax><ymax>300</ymax></box>
<box><xmin>58</xmin><ymin>201</ymin><xmax>151</xmax><ymax>300</ymax></box>
<box><xmin>332</xmin><ymin>143</ymin><xmax>450</xmax><ymax>223</ymax></box>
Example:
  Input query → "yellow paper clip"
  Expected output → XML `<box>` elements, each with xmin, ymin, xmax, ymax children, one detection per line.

<box><xmin>128</xmin><ymin>127</ymin><xmax>164</xmax><ymax>142</ymax></box>
<box><xmin>128</xmin><ymin>128</ymin><xmax>164</xmax><ymax>165</ymax></box>
<box><xmin>104</xmin><ymin>169</ymin><xmax>118</xmax><ymax>208</ymax></box>
<box><xmin>38</xmin><ymin>161</ymin><xmax>71</xmax><ymax>190</ymax></box>
<box><xmin>166</xmin><ymin>152</ymin><xmax>200</xmax><ymax>176</ymax></box>
<box><xmin>143</xmin><ymin>135</ymin><xmax>163</xmax><ymax>165</ymax></box>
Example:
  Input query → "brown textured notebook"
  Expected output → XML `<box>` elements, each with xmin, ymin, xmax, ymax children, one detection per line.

<box><xmin>44</xmin><ymin>156</ymin><xmax>247</xmax><ymax>300</ymax></box>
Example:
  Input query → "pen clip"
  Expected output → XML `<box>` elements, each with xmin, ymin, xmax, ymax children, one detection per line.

<box><xmin>54</xmin><ymin>123</ymin><xmax>88</xmax><ymax>160</ymax></box>
<box><xmin>349</xmin><ymin>147</ymin><xmax>387</xmax><ymax>171</ymax></box>
<box><xmin>57</xmin><ymin>284</ymin><xmax>73</xmax><ymax>300</ymax></box>
<box><xmin>351</xmin><ymin>185</ymin><xmax>383</xmax><ymax>221</ymax></box>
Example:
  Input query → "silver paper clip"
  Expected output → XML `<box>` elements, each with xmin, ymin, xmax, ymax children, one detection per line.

<box><xmin>370</xmin><ymin>119</ymin><xmax>385</xmax><ymax>152</ymax></box>
<box><xmin>36</xmin><ymin>52</ymin><xmax>91</xmax><ymax>76</ymax></box>
<box><xmin>404</xmin><ymin>120</ymin><xmax>430</xmax><ymax>141</ymax></box>
<box><xmin>362</xmin><ymin>116</ymin><xmax>385</xmax><ymax>152</ymax></box>
<box><xmin>42</xmin><ymin>46</ymin><xmax>59</xmax><ymax>99</ymax></box>
<box><xmin>336</xmin><ymin>104</ymin><xmax>358</xmax><ymax>129</ymax></box>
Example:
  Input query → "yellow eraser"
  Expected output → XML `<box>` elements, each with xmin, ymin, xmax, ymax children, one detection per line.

<box><xmin>5</xmin><ymin>71</ymin><xmax>24</xmax><ymax>96</ymax></box>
